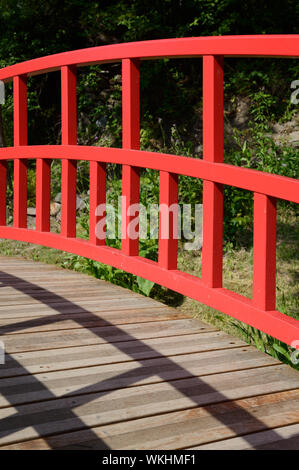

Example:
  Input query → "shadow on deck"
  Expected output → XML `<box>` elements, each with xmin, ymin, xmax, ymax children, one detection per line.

<box><xmin>0</xmin><ymin>256</ymin><xmax>299</xmax><ymax>450</ymax></box>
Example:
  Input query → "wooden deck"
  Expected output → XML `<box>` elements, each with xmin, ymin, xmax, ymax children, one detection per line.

<box><xmin>0</xmin><ymin>256</ymin><xmax>299</xmax><ymax>450</ymax></box>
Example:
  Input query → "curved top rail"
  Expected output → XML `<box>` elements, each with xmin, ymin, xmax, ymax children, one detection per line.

<box><xmin>0</xmin><ymin>34</ymin><xmax>298</xmax><ymax>82</ymax></box>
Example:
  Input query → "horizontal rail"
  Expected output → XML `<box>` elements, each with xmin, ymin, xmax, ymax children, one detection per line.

<box><xmin>0</xmin><ymin>145</ymin><xmax>298</xmax><ymax>203</ymax></box>
<box><xmin>0</xmin><ymin>35</ymin><xmax>298</xmax><ymax>82</ymax></box>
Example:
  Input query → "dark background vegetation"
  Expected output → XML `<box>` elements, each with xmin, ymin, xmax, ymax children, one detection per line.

<box><xmin>0</xmin><ymin>0</ymin><xmax>298</xmax><ymax>241</ymax></box>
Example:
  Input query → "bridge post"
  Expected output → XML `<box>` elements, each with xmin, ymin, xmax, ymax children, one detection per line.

<box><xmin>36</xmin><ymin>159</ymin><xmax>51</xmax><ymax>232</ymax></box>
<box><xmin>253</xmin><ymin>193</ymin><xmax>277</xmax><ymax>311</ymax></box>
<box><xmin>121</xmin><ymin>58</ymin><xmax>140</xmax><ymax>255</ymax></box>
<box><xmin>61</xmin><ymin>65</ymin><xmax>77</xmax><ymax>238</ymax></box>
<box><xmin>201</xmin><ymin>55</ymin><xmax>224</xmax><ymax>288</ymax></box>
<box><xmin>158</xmin><ymin>171</ymin><xmax>178</xmax><ymax>270</ymax></box>
<box><xmin>13</xmin><ymin>74</ymin><xmax>28</xmax><ymax>229</ymax></box>
<box><xmin>89</xmin><ymin>161</ymin><xmax>106</xmax><ymax>245</ymax></box>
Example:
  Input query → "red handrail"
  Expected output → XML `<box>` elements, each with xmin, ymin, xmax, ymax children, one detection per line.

<box><xmin>0</xmin><ymin>35</ymin><xmax>298</xmax><ymax>346</ymax></box>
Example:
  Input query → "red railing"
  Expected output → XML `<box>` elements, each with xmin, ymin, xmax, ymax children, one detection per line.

<box><xmin>0</xmin><ymin>35</ymin><xmax>298</xmax><ymax>345</ymax></box>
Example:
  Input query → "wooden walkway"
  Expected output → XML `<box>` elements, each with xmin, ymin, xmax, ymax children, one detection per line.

<box><xmin>0</xmin><ymin>256</ymin><xmax>299</xmax><ymax>450</ymax></box>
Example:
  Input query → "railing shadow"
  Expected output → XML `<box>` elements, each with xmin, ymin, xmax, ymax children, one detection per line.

<box><xmin>0</xmin><ymin>268</ymin><xmax>295</xmax><ymax>449</ymax></box>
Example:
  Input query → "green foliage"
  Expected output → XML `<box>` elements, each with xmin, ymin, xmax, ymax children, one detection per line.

<box><xmin>1</xmin><ymin>0</ymin><xmax>298</xmax><ymax>148</ymax></box>
<box><xmin>136</xmin><ymin>277</ymin><xmax>155</xmax><ymax>296</ymax></box>
<box><xmin>232</xmin><ymin>322</ymin><xmax>299</xmax><ymax>371</ymax></box>
<box><xmin>223</xmin><ymin>90</ymin><xmax>299</xmax><ymax>245</ymax></box>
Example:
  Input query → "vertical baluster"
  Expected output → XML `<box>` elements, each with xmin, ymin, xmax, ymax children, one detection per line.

<box><xmin>13</xmin><ymin>74</ymin><xmax>27</xmax><ymax>229</ymax></box>
<box><xmin>0</xmin><ymin>161</ymin><xmax>6</xmax><ymax>225</ymax></box>
<box><xmin>201</xmin><ymin>55</ymin><xmax>224</xmax><ymax>287</ymax></box>
<box><xmin>158</xmin><ymin>171</ymin><xmax>178</xmax><ymax>270</ymax></box>
<box><xmin>61</xmin><ymin>65</ymin><xmax>77</xmax><ymax>238</ymax></box>
<box><xmin>89</xmin><ymin>161</ymin><xmax>106</xmax><ymax>245</ymax></box>
<box><xmin>121</xmin><ymin>58</ymin><xmax>140</xmax><ymax>256</ymax></box>
<box><xmin>36</xmin><ymin>158</ymin><xmax>51</xmax><ymax>232</ymax></box>
<box><xmin>253</xmin><ymin>193</ymin><xmax>277</xmax><ymax>310</ymax></box>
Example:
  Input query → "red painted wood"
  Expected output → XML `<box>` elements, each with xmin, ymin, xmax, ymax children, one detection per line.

<box><xmin>121</xmin><ymin>58</ymin><xmax>140</xmax><ymax>256</ymax></box>
<box><xmin>253</xmin><ymin>193</ymin><xmax>277</xmax><ymax>311</ymax></box>
<box><xmin>158</xmin><ymin>171</ymin><xmax>178</xmax><ymax>270</ymax></box>
<box><xmin>0</xmin><ymin>146</ymin><xmax>298</xmax><ymax>204</ymax></box>
<box><xmin>89</xmin><ymin>161</ymin><xmax>106</xmax><ymax>245</ymax></box>
<box><xmin>61</xmin><ymin>65</ymin><xmax>77</xmax><ymax>238</ymax></box>
<box><xmin>0</xmin><ymin>37</ymin><xmax>297</xmax><ymax>347</ymax></box>
<box><xmin>36</xmin><ymin>159</ymin><xmax>51</xmax><ymax>232</ymax></box>
<box><xmin>201</xmin><ymin>56</ymin><xmax>224</xmax><ymax>287</ymax></box>
<box><xmin>0</xmin><ymin>161</ymin><xmax>6</xmax><ymax>225</ymax></box>
<box><xmin>13</xmin><ymin>75</ymin><xmax>27</xmax><ymax>229</ymax></box>
<box><xmin>0</xmin><ymin>35</ymin><xmax>298</xmax><ymax>82</ymax></box>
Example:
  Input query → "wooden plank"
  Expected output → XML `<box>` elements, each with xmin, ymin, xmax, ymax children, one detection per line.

<box><xmin>0</xmin><ymin>290</ymin><xmax>143</xmax><ymax>309</ymax></box>
<box><xmin>0</xmin><ymin>331</ymin><xmax>243</xmax><ymax>378</ymax></box>
<box><xmin>0</xmin><ymin>297</ymin><xmax>168</xmax><ymax>320</ymax></box>
<box><xmin>0</xmin><ymin>270</ymin><xmax>99</xmax><ymax>279</ymax></box>
<box><xmin>0</xmin><ymin>287</ymin><xmax>135</xmax><ymax>306</ymax></box>
<box><xmin>0</xmin><ymin>307</ymin><xmax>189</xmax><ymax>335</ymax></box>
<box><xmin>1</xmin><ymin>318</ymin><xmax>214</xmax><ymax>352</ymax></box>
<box><xmin>0</xmin><ymin>277</ymin><xmax>109</xmax><ymax>287</ymax></box>
<box><xmin>0</xmin><ymin>348</ymin><xmax>279</xmax><ymax>408</ymax></box>
<box><xmin>0</xmin><ymin>278</ymin><xmax>117</xmax><ymax>288</ymax></box>
<box><xmin>5</xmin><ymin>391</ymin><xmax>299</xmax><ymax>450</ymax></box>
<box><xmin>0</xmin><ymin>366</ymin><xmax>299</xmax><ymax>447</ymax></box>
<box><xmin>194</xmin><ymin>423</ymin><xmax>299</xmax><ymax>450</ymax></box>
<box><xmin>0</xmin><ymin>302</ymin><xmax>168</xmax><ymax>321</ymax></box>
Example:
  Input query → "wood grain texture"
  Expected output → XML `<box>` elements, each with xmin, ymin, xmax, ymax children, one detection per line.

<box><xmin>0</xmin><ymin>257</ymin><xmax>299</xmax><ymax>450</ymax></box>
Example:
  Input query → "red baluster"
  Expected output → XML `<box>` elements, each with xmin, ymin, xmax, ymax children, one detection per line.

<box><xmin>158</xmin><ymin>171</ymin><xmax>178</xmax><ymax>270</ymax></box>
<box><xmin>89</xmin><ymin>161</ymin><xmax>106</xmax><ymax>245</ymax></box>
<box><xmin>253</xmin><ymin>193</ymin><xmax>277</xmax><ymax>311</ymax></box>
<box><xmin>121</xmin><ymin>58</ymin><xmax>140</xmax><ymax>256</ymax></box>
<box><xmin>61</xmin><ymin>65</ymin><xmax>77</xmax><ymax>238</ymax></box>
<box><xmin>13</xmin><ymin>74</ymin><xmax>27</xmax><ymax>229</ymax></box>
<box><xmin>201</xmin><ymin>55</ymin><xmax>224</xmax><ymax>287</ymax></box>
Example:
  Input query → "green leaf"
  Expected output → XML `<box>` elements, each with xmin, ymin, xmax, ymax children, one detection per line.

<box><xmin>272</xmin><ymin>343</ymin><xmax>290</xmax><ymax>360</ymax></box>
<box><xmin>136</xmin><ymin>276</ymin><xmax>155</xmax><ymax>296</ymax></box>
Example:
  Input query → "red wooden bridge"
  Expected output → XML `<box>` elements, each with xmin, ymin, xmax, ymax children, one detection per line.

<box><xmin>0</xmin><ymin>35</ymin><xmax>298</xmax><ymax>450</ymax></box>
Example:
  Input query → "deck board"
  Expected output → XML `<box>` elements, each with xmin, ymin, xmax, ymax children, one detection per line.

<box><xmin>0</xmin><ymin>256</ymin><xmax>299</xmax><ymax>450</ymax></box>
